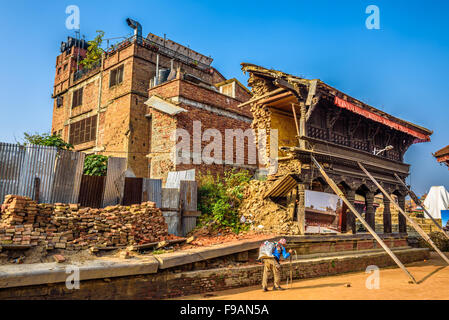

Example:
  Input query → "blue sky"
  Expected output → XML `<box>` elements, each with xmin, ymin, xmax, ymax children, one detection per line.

<box><xmin>0</xmin><ymin>0</ymin><xmax>448</xmax><ymax>195</ymax></box>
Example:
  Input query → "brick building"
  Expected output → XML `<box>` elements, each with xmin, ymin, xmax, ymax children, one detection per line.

<box><xmin>51</xmin><ymin>19</ymin><xmax>254</xmax><ymax>181</ymax></box>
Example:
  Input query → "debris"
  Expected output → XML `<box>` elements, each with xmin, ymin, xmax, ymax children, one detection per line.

<box><xmin>186</xmin><ymin>236</ymin><xmax>196</xmax><ymax>244</ymax></box>
<box><xmin>345</xmin><ymin>283</ymin><xmax>352</xmax><ymax>287</ymax></box>
<box><xmin>156</xmin><ymin>240</ymin><xmax>168</xmax><ymax>249</ymax></box>
<box><xmin>0</xmin><ymin>196</ymin><xmax>173</xmax><ymax>250</ymax></box>
<box><xmin>119</xmin><ymin>251</ymin><xmax>131</xmax><ymax>259</ymax></box>
<box><xmin>53</xmin><ymin>254</ymin><xmax>66</xmax><ymax>263</ymax></box>
<box><xmin>238</xmin><ymin>180</ymin><xmax>302</xmax><ymax>234</ymax></box>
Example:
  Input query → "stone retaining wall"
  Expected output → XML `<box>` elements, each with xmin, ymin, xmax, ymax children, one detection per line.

<box><xmin>0</xmin><ymin>248</ymin><xmax>428</xmax><ymax>300</ymax></box>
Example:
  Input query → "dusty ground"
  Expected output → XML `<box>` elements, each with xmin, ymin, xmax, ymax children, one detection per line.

<box><xmin>182</xmin><ymin>252</ymin><xmax>449</xmax><ymax>300</ymax></box>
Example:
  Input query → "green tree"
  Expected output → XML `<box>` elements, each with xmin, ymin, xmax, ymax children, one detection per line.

<box><xmin>79</xmin><ymin>30</ymin><xmax>105</xmax><ymax>69</ymax></box>
<box><xmin>22</xmin><ymin>132</ymin><xmax>73</xmax><ymax>150</ymax></box>
<box><xmin>83</xmin><ymin>154</ymin><xmax>108</xmax><ymax>176</ymax></box>
<box><xmin>197</xmin><ymin>169</ymin><xmax>252</xmax><ymax>234</ymax></box>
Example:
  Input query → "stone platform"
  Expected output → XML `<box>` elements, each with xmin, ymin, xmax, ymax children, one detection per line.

<box><xmin>0</xmin><ymin>234</ymin><xmax>429</xmax><ymax>299</ymax></box>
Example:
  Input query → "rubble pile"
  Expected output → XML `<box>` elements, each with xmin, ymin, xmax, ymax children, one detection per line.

<box><xmin>0</xmin><ymin>195</ymin><xmax>169</xmax><ymax>250</ymax></box>
<box><xmin>238</xmin><ymin>180</ymin><xmax>301</xmax><ymax>234</ymax></box>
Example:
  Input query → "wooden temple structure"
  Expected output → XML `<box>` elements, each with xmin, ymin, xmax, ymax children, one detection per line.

<box><xmin>434</xmin><ymin>145</ymin><xmax>449</xmax><ymax>169</ymax></box>
<box><xmin>240</xmin><ymin>63</ymin><xmax>433</xmax><ymax>235</ymax></box>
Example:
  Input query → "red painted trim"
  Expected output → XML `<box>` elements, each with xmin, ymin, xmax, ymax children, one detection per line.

<box><xmin>334</xmin><ymin>96</ymin><xmax>430</xmax><ymax>143</ymax></box>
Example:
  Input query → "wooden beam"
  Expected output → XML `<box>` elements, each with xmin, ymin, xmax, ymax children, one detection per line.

<box><xmin>359</xmin><ymin>162</ymin><xmax>449</xmax><ymax>266</ymax></box>
<box><xmin>394</xmin><ymin>173</ymin><xmax>449</xmax><ymax>240</ymax></box>
<box><xmin>311</xmin><ymin>155</ymin><xmax>417</xmax><ymax>284</ymax></box>
<box><xmin>238</xmin><ymin>88</ymin><xmax>284</xmax><ymax>108</ymax></box>
<box><xmin>291</xmin><ymin>103</ymin><xmax>300</xmax><ymax>140</ymax></box>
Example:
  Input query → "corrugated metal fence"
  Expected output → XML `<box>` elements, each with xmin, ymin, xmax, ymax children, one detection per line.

<box><xmin>0</xmin><ymin>143</ymin><xmax>85</xmax><ymax>204</ymax></box>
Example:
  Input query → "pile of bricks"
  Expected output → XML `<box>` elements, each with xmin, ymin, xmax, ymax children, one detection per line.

<box><xmin>0</xmin><ymin>195</ymin><xmax>170</xmax><ymax>250</ymax></box>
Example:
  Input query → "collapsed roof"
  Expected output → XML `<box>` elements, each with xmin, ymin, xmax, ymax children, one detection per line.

<box><xmin>241</xmin><ymin>63</ymin><xmax>432</xmax><ymax>143</ymax></box>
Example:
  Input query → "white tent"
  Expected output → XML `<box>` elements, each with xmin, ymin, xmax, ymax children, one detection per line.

<box><xmin>423</xmin><ymin>186</ymin><xmax>449</xmax><ymax>219</ymax></box>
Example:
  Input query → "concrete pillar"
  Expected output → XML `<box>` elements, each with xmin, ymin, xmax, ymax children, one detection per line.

<box><xmin>383</xmin><ymin>196</ymin><xmax>392</xmax><ymax>234</ymax></box>
<box><xmin>398</xmin><ymin>194</ymin><xmax>407</xmax><ymax>234</ymax></box>
<box><xmin>297</xmin><ymin>184</ymin><xmax>306</xmax><ymax>234</ymax></box>
<box><xmin>346</xmin><ymin>189</ymin><xmax>356</xmax><ymax>234</ymax></box>
<box><xmin>365</xmin><ymin>191</ymin><xmax>375</xmax><ymax>230</ymax></box>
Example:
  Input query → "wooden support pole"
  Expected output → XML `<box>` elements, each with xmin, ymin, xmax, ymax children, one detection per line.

<box><xmin>238</xmin><ymin>88</ymin><xmax>284</xmax><ymax>108</ymax></box>
<box><xmin>291</xmin><ymin>103</ymin><xmax>300</xmax><ymax>142</ymax></box>
<box><xmin>297</xmin><ymin>184</ymin><xmax>306</xmax><ymax>234</ymax></box>
<box><xmin>359</xmin><ymin>163</ymin><xmax>449</xmax><ymax>266</ymax></box>
<box><xmin>287</xmin><ymin>187</ymin><xmax>298</xmax><ymax>221</ymax></box>
<box><xmin>394</xmin><ymin>173</ymin><xmax>449</xmax><ymax>241</ymax></box>
<box><xmin>311</xmin><ymin>155</ymin><xmax>417</xmax><ymax>284</ymax></box>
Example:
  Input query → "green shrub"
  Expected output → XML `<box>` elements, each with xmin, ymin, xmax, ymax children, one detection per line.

<box><xmin>197</xmin><ymin>169</ymin><xmax>252</xmax><ymax>234</ymax></box>
<box><xmin>84</xmin><ymin>154</ymin><xmax>108</xmax><ymax>176</ymax></box>
<box><xmin>22</xmin><ymin>132</ymin><xmax>73</xmax><ymax>150</ymax></box>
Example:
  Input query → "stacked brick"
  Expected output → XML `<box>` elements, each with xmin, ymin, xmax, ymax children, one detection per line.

<box><xmin>0</xmin><ymin>195</ymin><xmax>169</xmax><ymax>250</ymax></box>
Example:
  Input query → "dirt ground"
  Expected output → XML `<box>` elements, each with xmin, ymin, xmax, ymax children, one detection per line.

<box><xmin>182</xmin><ymin>252</ymin><xmax>449</xmax><ymax>300</ymax></box>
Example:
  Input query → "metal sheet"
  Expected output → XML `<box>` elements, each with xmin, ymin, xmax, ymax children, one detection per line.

<box><xmin>102</xmin><ymin>157</ymin><xmax>127</xmax><ymax>207</ymax></box>
<box><xmin>161</xmin><ymin>188</ymin><xmax>179</xmax><ymax>210</ymax></box>
<box><xmin>182</xmin><ymin>216</ymin><xmax>197</xmax><ymax>237</ymax></box>
<box><xmin>78</xmin><ymin>175</ymin><xmax>106</xmax><ymax>208</ymax></box>
<box><xmin>51</xmin><ymin>149</ymin><xmax>85</xmax><ymax>203</ymax></box>
<box><xmin>0</xmin><ymin>143</ymin><xmax>85</xmax><ymax>204</ymax></box>
<box><xmin>122</xmin><ymin>177</ymin><xmax>143</xmax><ymax>206</ymax></box>
<box><xmin>165</xmin><ymin>169</ymin><xmax>195</xmax><ymax>189</ymax></box>
<box><xmin>180</xmin><ymin>180</ymin><xmax>197</xmax><ymax>212</ymax></box>
<box><xmin>142</xmin><ymin>178</ymin><xmax>162</xmax><ymax>208</ymax></box>
<box><xmin>163</xmin><ymin>211</ymin><xmax>181</xmax><ymax>236</ymax></box>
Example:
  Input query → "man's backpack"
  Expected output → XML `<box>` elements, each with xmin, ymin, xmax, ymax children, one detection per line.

<box><xmin>258</xmin><ymin>241</ymin><xmax>275</xmax><ymax>260</ymax></box>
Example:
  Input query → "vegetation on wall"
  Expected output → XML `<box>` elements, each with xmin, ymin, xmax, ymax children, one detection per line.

<box><xmin>83</xmin><ymin>154</ymin><xmax>108</xmax><ymax>176</ymax></box>
<box><xmin>197</xmin><ymin>169</ymin><xmax>252</xmax><ymax>234</ymax></box>
<box><xmin>79</xmin><ymin>30</ymin><xmax>105</xmax><ymax>69</ymax></box>
<box><xmin>22</xmin><ymin>132</ymin><xmax>73</xmax><ymax>150</ymax></box>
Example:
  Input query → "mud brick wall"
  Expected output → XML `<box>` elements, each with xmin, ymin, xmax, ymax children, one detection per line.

<box><xmin>0</xmin><ymin>248</ymin><xmax>428</xmax><ymax>300</ymax></box>
<box><xmin>0</xmin><ymin>195</ymin><xmax>170</xmax><ymax>249</ymax></box>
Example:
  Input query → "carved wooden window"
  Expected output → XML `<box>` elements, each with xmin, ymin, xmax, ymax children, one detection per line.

<box><xmin>69</xmin><ymin>115</ymin><xmax>97</xmax><ymax>145</ymax></box>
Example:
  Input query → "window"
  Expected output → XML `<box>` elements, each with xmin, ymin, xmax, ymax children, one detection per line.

<box><xmin>69</xmin><ymin>115</ymin><xmax>97</xmax><ymax>145</ymax></box>
<box><xmin>72</xmin><ymin>87</ymin><xmax>83</xmax><ymax>108</ymax></box>
<box><xmin>57</xmin><ymin>67</ymin><xmax>61</xmax><ymax>75</ymax></box>
<box><xmin>109</xmin><ymin>65</ymin><xmax>124</xmax><ymax>87</ymax></box>
<box><xmin>56</xmin><ymin>96</ymin><xmax>63</xmax><ymax>108</ymax></box>
<box><xmin>63</xmin><ymin>63</ymin><xmax>68</xmax><ymax>71</ymax></box>
<box><xmin>219</xmin><ymin>82</ymin><xmax>235</xmax><ymax>98</ymax></box>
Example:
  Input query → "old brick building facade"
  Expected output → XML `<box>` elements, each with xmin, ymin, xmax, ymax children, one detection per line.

<box><xmin>51</xmin><ymin>20</ymin><xmax>254</xmax><ymax>181</ymax></box>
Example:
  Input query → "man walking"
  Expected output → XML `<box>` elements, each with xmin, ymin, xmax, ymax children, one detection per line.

<box><xmin>262</xmin><ymin>238</ymin><xmax>292</xmax><ymax>292</ymax></box>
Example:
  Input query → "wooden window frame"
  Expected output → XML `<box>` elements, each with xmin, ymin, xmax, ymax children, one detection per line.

<box><xmin>69</xmin><ymin>115</ymin><xmax>97</xmax><ymax>146</ymax></box>
<box><xmin>72</xmin><ymin>87</ymin><xmax>84</xmax><ymax>108</ymax></box>
<box><xmin>109</xmin><ymin>64</ymin><xmax>124</xmax><ymax>88</ymax></box>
